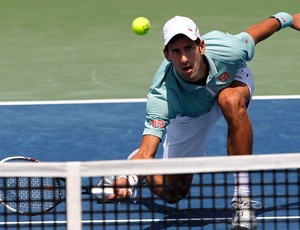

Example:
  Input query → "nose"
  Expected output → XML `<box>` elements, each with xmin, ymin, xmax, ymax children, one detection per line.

<box><xmin>180</xmin><ymin>53</ymin><xmax>188</xmax><ymax>63</ymax></box>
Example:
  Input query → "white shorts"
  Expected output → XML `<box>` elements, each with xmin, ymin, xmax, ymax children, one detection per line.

<box><xmin>162</xmin><ymin>67</ymin><xmax>254</xmax><ymax>158</ymax></box>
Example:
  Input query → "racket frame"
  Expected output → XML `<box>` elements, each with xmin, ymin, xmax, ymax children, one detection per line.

<box><xmin>0</xmin><ymin>156</ymin><xmax>117</xmax><ymax>215</ymax></box>
<box><xmin>0</xmin><ymin>156</ymin><xmax>63</xmax><ymax>215</ymax></box>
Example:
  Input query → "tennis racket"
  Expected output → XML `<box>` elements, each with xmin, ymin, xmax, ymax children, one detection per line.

<box><xmin>0</xmin><ymin>156</ymin><xmax>115</xmax><ymax>216</ymax></box>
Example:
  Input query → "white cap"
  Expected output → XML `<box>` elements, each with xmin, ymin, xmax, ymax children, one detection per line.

<box><xmin>163</xmin><ymin>16</ymin><xmax>201</xmax><ymax>46</ymax></box>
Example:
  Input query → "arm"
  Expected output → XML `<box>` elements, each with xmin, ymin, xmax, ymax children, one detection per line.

<box><xmin>132</xmin><ymin>135</ymin><xmax>161</xmax><ymax>160</ymax></box>
<box><xmin>245</xmin><ymin>12</ymin><xmax>300</xmax><ymax>45</ymax></box>
<box><xmin>104</xmin><ymin>135</ymin><xmax>160</xmax><ymax>200</ymax></box>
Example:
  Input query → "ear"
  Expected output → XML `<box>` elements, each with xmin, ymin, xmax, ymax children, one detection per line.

<box><xmin>163</xmin><ymin>49</ymin><xmax>171</xmax><ymax>61</ymax></box>
<box><xmin>199</xmin><ymin>40</ymin><xmax>206</xmax><ymax>55</ymax></box>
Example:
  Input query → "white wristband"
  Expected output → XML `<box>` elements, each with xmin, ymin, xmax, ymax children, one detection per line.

<box><xmin>118</xmin><ymin>175</ymin><xmax>139</xmax><ymax>186</ymax></box>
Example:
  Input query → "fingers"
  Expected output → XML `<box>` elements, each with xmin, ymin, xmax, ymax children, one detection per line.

<box><xmin>102</xmin><ymin>177</ymin><xmax>133</xmax><ymax>201</ymax></box>
<box><xmin>106</xmin><ymin>188</ymin><xmax>132</xmax><ymax>200</ymax></box>
<box><xmin>117</xmin><ymin>188</ymin><xmax>132</xmax><ymax>197</ymax></box>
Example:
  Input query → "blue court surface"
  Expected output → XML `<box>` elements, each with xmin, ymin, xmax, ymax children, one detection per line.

<box><xmin>0</xmin><ymin>97</ymin><xmax>299</xmax><ymax>161</ymax></box>
<box><xmin>0</xmin><ymin>96</ymin><xmax>299</xmax><ymax>229</ymax></box>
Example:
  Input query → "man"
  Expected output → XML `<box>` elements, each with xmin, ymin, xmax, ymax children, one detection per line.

<box><xmin>100</xmin><ymin>12</ymin><xmax>300</xmax><ymax>230</ymax></box>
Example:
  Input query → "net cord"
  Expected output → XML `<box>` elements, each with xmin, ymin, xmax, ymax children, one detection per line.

<box><xmin>0</xmin><ymin>153</ymin><xmax>299</xmax><ymax>178</ymax></box>
<box><xmin>0</xmin><ymin>153</ymin><xmax>299</xmax><ymax>229</ymax></box>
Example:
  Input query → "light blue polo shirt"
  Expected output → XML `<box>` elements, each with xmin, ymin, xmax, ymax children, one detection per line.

<box><xmin>143</xmin><ymin>31</ymin><xmax>255</xmax><ymax>139</ymax></box>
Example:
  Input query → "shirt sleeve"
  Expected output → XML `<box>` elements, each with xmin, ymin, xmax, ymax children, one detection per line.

<box><xmin>143</xmin><ymin>95</ymin><xmax>170</xmax><ymax>139</ymax></box>
<box><xmin>203</xmin><ymin>30</ymin><xmax>255</xmax><ymax>67</ymax></box>
<box><xmin>142</xmin><ymin>60</ymin><xmax>172</xmax><ymax>140</ymax></box>
<box><xmin>235</xmin><ymin>32</ymin><xmax>255</xmax><ymax>61</ymax></box>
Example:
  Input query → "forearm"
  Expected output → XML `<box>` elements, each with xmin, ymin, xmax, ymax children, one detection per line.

<box><xmin>245</xmin><ymin>18</ymin><xmax>280</xmax><ymax>44</ymax></box>
<box><xmin>132</xmin><ymin>135</ymin><xmax>161</xmax><ymax>160</ymax></box>
<box><xmin>245</xmin><ymin>12</ymin><xmax>294</xmax><ymax>45</ymax></box>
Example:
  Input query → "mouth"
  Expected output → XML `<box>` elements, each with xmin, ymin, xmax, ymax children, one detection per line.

<box><xmin>182</xmin><ymin>65</ymin><xmax>192</xmax><ymax>73</ymax></box>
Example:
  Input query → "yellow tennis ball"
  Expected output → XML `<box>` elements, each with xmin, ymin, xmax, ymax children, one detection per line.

<box><xmin>132</xmin><ymin>17</ymin><xmax>150</xmax><ymax>35</ymax></box>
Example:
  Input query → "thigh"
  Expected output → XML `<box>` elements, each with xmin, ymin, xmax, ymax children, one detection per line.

<box><xmin>218</xmin><ymin>67</ymin><xmax>254</xmax><ymax>110</ymax></box>
<box><xmin>163</xmin><ymin>101</ymin><xmax>222</xmax><ymax>158</ymax></box>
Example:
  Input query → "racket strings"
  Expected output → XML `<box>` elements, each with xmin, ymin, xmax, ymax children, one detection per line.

<box><xmin>1</xmin><ymin>176</ymin><xmax>62</xmax><ymax>214</ymax></box>
<box><xmin>0</xmin><ymin>157</ymin><xmax>64</xmax><ymax>214</ymax></box>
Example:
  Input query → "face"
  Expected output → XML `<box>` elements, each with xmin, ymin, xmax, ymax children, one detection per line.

<box><xmin>164</xmin><ymin>36</ymin><xmax>206</xmax><ymax>84</ymax></box>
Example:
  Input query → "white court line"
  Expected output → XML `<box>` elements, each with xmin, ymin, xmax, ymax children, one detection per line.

<box><xmin>254</xmin><ymin>95</ymin><xmax>300</xmax><ymax>100</ymax></box>
<box><xmin>0</xmin><ymin>95</ymin><xmax>299</xmax><ymax>106</ymax></box>
<box><xmin>0</xmin><ymin>216</ymin><xmax>299</xmax><ymax>225</ymax></box>
<box><xmin>0</xmin><ymin>98</ymin><xmax>147</xmax><ymax>105</ymax></box>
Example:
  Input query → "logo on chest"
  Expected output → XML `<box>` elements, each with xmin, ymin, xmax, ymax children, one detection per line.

<box><xmin>219</xmin><ymin>72</ymin><xmax>229</xmax><ymax>82</ymax></box>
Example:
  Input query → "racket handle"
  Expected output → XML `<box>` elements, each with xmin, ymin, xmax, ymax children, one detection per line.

<box><xmin>90</xmin><ymin>187</ymin><xmax>114</xmax><ymax>196</ymax></box>
<box><xmin>91</xmin><ymin>187</ymin><xmax>133</xmax><ymax>202</ymax></box>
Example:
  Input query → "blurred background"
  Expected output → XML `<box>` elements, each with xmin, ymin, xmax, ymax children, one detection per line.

<box><xmin>0</xmin><ymin>0</ymin><xmax>299</xmax><ymax>101</ymax></box>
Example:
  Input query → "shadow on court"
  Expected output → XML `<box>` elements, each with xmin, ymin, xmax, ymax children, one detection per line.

<box><xmin>141</xmin><ymin>200</ymin><xmax>300</xmax><ymax>229</ymax></box>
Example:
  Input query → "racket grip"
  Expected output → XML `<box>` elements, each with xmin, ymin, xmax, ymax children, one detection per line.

<box><xmin>90</xmin><ymin>187</ymin><xmax>114</xmax><ymax>196</ymax></box>
<box><xmin>91</xmin><ymin>187</ymin><xmax>133</xmax><ymax>203</ymax></box>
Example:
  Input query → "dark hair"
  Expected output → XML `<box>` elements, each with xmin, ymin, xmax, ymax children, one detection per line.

<box><xmin>164</xmin><ymin>34</ymin><xmax>201</xmax><ymax>51</ymax></box>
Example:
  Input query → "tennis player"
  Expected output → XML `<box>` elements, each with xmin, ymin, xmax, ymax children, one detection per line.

<box><xmin>101</xmin><ymin>12</ymin><xmax>300</xmax><ymax>230</ymax></box>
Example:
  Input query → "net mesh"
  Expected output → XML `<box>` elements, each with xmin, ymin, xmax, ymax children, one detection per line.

<box><xmin>0</xmin><ymin>153</ymin><xmax>299</xmax><ymax>230</ymax></box>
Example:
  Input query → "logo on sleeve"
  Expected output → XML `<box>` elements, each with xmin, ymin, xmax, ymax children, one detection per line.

<box><xmin>219</xmin><ymin>72</ymin><xmax>229</xmax><ymax>82</ymax></box>
<box><xmin>151</xmin><ymin>119</ymin><xmax>165</xmax><ymax>129</ymax></box>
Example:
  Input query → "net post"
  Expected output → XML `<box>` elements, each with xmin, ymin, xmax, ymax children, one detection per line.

<box><xmin>66</xmin><ymin>162</ymin><xmax>82</xmax><ymax>230</ymax></box>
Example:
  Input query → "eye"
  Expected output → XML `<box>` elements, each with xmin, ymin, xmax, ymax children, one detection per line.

<box><xmin>171</xmin><ymin>49</ymin><xmax>180</xmax><ymax>54</ymax></box>
<box><xmin>185</xmin><ymin>45</ymin><xmax>194</xmax><ymax>52</ymax></box>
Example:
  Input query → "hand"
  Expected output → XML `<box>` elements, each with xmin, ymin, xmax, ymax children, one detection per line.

<box><xmin>106</xmin><ymin>177</ymin><xmax>132</xmax><ymax>201</ymax></box>
<box><xmin>292</xmin><ymin>13</ymin><xmax>300</xmax><ymax>30</ymax></box>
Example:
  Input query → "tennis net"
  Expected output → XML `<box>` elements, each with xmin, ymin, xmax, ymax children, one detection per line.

<box><xmin>0</xmin><ymin>153</ymin><xmax>299</xmax><ymax>229</ymax></box>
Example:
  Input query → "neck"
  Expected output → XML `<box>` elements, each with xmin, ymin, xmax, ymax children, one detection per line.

<box><xmin>195</xmin><ymin>56</ymin><xmax>209</xmax><ymax>86</ymax></box>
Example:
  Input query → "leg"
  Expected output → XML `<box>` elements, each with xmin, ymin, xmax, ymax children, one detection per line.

<box><xmin>152</xmin><ymin>103</ymin><xmax>222</xmax><ymax>203</ymax></box>
<box><xmin>112</xmin><ymin>137</ymin><xmax>194</xmax><ymax>204</ymax></box>
<box><xmin>126</xmin><ymin>148</ymin><xmax>189</xmax><ymax>201</ymax></box>
<box><xmin>218</xmin><ymin>68</ymin><xmax>254</xmax><ymax>199</ymax></box>
<box><xmin>218</xmin><ymin>80</ymin><xmax>252</xmax><ymax>156</ymax></box>
<box><xmin>128</xmin><ymin>147</ymin><xmax>194</xmax><ymax>203</ymax></box>
<box><xmin>218</xmin><ymin>67</ymin><xmax>261</xmax><ymax>230</ymax></box>
<box><xmin>99</xmin><ymin>111</ymin><xmax>223</xmax><ymax>204</ymax></box>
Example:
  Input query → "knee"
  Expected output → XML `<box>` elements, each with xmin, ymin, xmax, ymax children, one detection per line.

<box><xmin>157</xmin><ymin>186</ymin><xmax>189</xmax><ymax>204</ymax></box>
<box><xmin>218</xmin><ymin>93</ymin><xmax>248</xmax><ymax>119</ymax></box>
<box><xmin>148</xmin><ymin>175</ymin><xmax>192</xmax><ymax>204</ymax></box>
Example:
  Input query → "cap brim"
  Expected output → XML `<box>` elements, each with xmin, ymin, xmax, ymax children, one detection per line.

<box><xmin>164</xmin><ymin>29</ymin><xmax>198</xmax><ymax>46</ymax></box>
